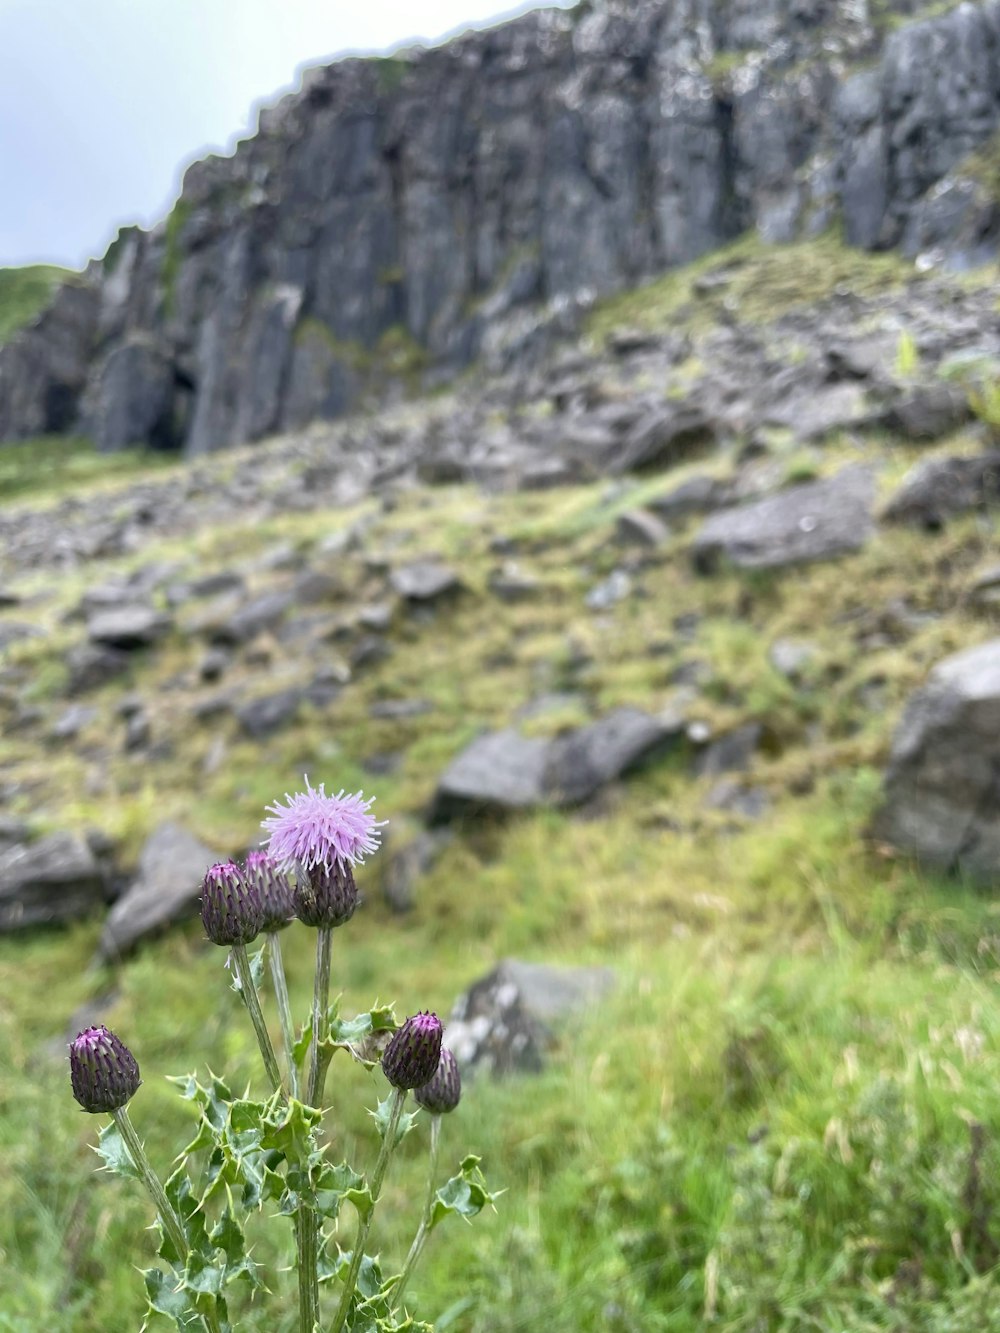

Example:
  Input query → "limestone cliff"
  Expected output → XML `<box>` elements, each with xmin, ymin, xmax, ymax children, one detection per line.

<box><xmin>3</xmin><ymin>0</ymin><xmax>1000</xmax><ymax>453</ymax></box>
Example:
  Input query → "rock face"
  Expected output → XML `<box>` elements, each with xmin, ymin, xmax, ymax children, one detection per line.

<box><xmin>875</xmin><ymin>639</ymin><xmax>1000</xmax><ymax>882</ymax></box>
<box><xmin>692</xmin><ymin>464</ymin><xmax>876</xmax><ymax>571</ymax></box>
<box><xmin>5</xmin><ymin>1</ymin><xmax>1000</xmax><ymax>453</ymax></box>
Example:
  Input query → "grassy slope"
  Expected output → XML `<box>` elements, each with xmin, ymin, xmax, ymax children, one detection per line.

<box><xmin>0</xmin><ymin>264</ymin><xmax>71</xmax><ymax>347</ymax></box>
<box><xmin>2</xmin><ymin>239</ymin><xmax>1000</xmax><ymax>1331</ymax></box>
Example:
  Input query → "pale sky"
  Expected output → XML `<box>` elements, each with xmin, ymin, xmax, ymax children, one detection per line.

<box><xmin>0</xmin><ymin>0</ymin><xmax>571</xmax><ymax>270</ymax></box>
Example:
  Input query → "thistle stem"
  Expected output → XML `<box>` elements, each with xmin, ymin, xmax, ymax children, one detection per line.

<box><xmin>392</xmin><ymin>1113</ymin><xmax>442</xmax><ymax>1312</ymax></box>
<box><xmin>231</xmin><ymin>943</ymin><xmax>284</xmax><ymax>1096</ymax></box>
<box><xmin>307</xmin><ymin>927</ymin><xmax>332</xmax><ymax>1107</ymax></box>
<box><xmin>267</xmin><ymin>931</ymin><xmax>299</xmax><ymax>1098</ymax></box>
<box><xmin>330</xmin><ymin>1087</ymin><xmax>407</xmax><ymax>1333</ymax></box>
<box><xmin>296</xmin><ymin>1208</ymin><xmax>319</xmax><ymax>1333</ymax></box>
<box><xmin>111</xmin><ymin>1106</ymin><xmax>188</xmax><ymax>1267</ymax></box>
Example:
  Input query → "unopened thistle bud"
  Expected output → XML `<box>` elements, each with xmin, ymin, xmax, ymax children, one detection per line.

<box><xmin>381</xmin><ymin>1012</ymin><xmax>443</xmax><ymax>1091</ymax></box>
<box><xmin>414</xmin><ymin>1046</ymin><xmax>462</xmax><ymax>1115</ymax></box>
<box><xmin>201</xmin><ymin>861</ymin><xmax>263</xmax><ymax>946</ymax></box>
<box><xmin>293</xmin><ymin>860</ymin><xmax>358</xmax><ymax>929</ymax></box>
<box><xmin>70</xmin><ymin>1025</ymin><xmax>141</xmax><ymax>1113</ymax></box>
<box><xmin>243</xmin><ymin>851</ymin><xmax>294</xmax><ymax>931</ymax></box>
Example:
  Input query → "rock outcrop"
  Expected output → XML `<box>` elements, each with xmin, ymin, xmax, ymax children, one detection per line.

<box><xmin>5</xmin><ymin>0</ymin><xmax>1000</xmax><ymax>454</ymax></box>
<box><xmin>875</xmin><ymin>639</ymin><xmax>1000</xmax><ymax>882</ymax></box>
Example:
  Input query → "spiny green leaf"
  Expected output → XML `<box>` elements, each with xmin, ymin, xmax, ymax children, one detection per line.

<box><xmin>228</xmin><ymin>943</ymin><xmax>266</xmax><ymax>994</ymax></box>
<box><xmin>370</xmin><ymin>1095</ymin><xmax>419</xmax><ymax>1147</ymax></box>
<box><xmin>427</xmin><ymin>1155</ymin><xmax>500</xmax><ymax>1230</ymax></box>
<box><xmin>260</xmin><ymin>1094</ymin><xmax>322</xmax><ymax>1164</ymax></box>
<box><xmin>95</xmin><ymin>1120</ymin><xmax>142</xmax><ymax>1181</ymax></box>
<box><xmin>143</xmin><ymin>1267</ymin><xmax>200</xmax><ymax>1328</ymax></box>
<box><xmin>313</xmin><ymin>1160</ymin><xmax>374</xmax><ymax>1221</ymax></box>
<box><xmin>166</xmin><ymin>1071</ymin><xmax>233</xmax><ymax>1133</ymax></box>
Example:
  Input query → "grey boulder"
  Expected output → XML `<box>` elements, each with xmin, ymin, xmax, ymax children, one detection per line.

<box><xmin>0</xmin><ymin>832</ymin><xmax>107</xmax><ymax>931</ymax></box>
<box><xmin>692</xmin><ymin>464</ymin><xmax>876</xmax><ymax>572</ymax></box>
<box><xmin>445</xmin><ymin>958</ymin><xmax>616</xmax><ymax>1077</ymax></box>
<box><xmin>874</xmin><ymin>638</ymin><xmax>1000</xmax><ymax>882</ymax></box>
<box><xmin>98</xmin><ymin>821</ymin><xmax>221</xmax><ymax>960</ymax></box>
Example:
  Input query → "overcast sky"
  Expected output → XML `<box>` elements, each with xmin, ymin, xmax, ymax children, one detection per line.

<box><xmin>0</xmin><ymin>0</ymin><xmax>570</xmax><ymax>270</ymax></box>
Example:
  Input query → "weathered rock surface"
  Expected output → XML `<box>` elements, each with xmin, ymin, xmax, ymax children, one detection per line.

<box><xmin>98</xmin><ymin>822</ymin><xmax>221</xmax><ymax>960</ymax></box>
<box><xmin>6</xmin><ymin>1</ymin><xmax>1000</xmax><ymax>453</ymax></box>
<box><xmin>0</xmin><ymin>832</ymin><xmax>106</xmax><ymax>931</ymax></box>
<box><xmin>881</xmin><ymin>452</ymin><xmax>1000</xmax><ymax>528</ymax></box>
<box><xmin>692</xmin><ymin>465</ymin><xmax>876</xmax><ymax>572</ymax></box>
<box><xmin>389</xmin><ymin>561</ymin><xmax>462</xmax><ymax>603</ymax></box>
<box><xmin>446</xmin><ymin>958</ymin><xmax>617</xmax><ymax>1076</ymax></box>
<box><xmin>875</xmin><ymin>639</ymin><xmax>1000</xmax><ymax>882</ymax></box>
<box><xmin>87</xmin><ymin>606</ymin><xmax>172</xmax><ymax>649</ymax></box>
<box><xmin>430</xmin><ymin>706</ymin><xmax>679</xmax><ymax>821</ymax></box>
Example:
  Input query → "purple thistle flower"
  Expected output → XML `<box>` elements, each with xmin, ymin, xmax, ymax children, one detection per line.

<box><xmin>381</xmin><ymin>1012</ymin><xmax>443</xmax><ymax>1091</ymax></box>
<box><xmin>70</xmin><ymin>1025</ymin><xmax>141</xmax><ymax>1113</ymax></box>
<box><xmin>414</xmin><ymin>1047</ymin><xmax>462</xmax><ymax>1115</ymax></box>
<box><xmin>201</xmin><ymin>861</ymin><xmax>263</xmax><ymax>947</ymax></box>
<box><xmin>243</xmin><ymin>851</ymin><xmax>295</xmax><ymax>932</ymax></box>
<box><xmin>261</xmin><ymin>778</ymin><xmax>385</xmax><ymax>874</ymax></box>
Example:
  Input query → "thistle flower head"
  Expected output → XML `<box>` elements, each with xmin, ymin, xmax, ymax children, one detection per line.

<box><xmin>381</xmin><ymin>1012</ymin><xmax>443</xmax><ymax>1091</ymax></box>
<box><xmin>294</xmin><ymin>859</ymin><xmax>358</xmax><ymax>930</ymax></box>
<box><xmin>69</xmin><ymin>1025</ymin><xmax>141</xmax><ymax>1113</ymax></box>
<box><xmin>261</xmin><ymin>778</ymin><xmax>385</xmax><ymax>873</ymax></box>
<box><xmin>201</xmin><ymin>861</ymin><xmax>263</xmax><ymax>946</ymax></box>
<box><xmin>414</xmin><ymin>1046</ymin><xmax>462</xmax><ymax>1115</ymax></box>
<box><xmin>243</xmin><ymin>850</ymin><xmax>294</xmax><ymax>931</ymax></box>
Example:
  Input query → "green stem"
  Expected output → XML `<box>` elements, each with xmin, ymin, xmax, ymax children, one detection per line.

<box><xmin>112</xmin><ymin>1109</ymin><xmax>222</xmax><ymax>1333</ymax></box>
<box><xmin>231</xmin><ymin>942</ymin><xmax>284</xmax><ymax>1096</ymax></box>
<box><xmin>307</xmin><ymin>927</ymin><xmax>332</xmax><ymax>1107</ymax></box>
<box><xmin>268</xmin><ymin>931</ymin><xmax>299</xmax><ymax>1099</ymax></box>
<box><xmin>112</xmin><ymin>1106</ymin><xmax>188</xmax><ymax>1268</ymax></box>
<box><xmin>392</xmin><ymin>1113</ymin><xmax>442</xmax><ymax>1312</ymax></box>
<box><xmin>297</xmin><ymin>1206</ymin><xmax>319</xmax><ymax>1333</ymax></box>
<box><xmin>330</xmin><ymin>1087</ymin><xmax>407</xmax><ymax>1333</ymax></box>
<box><xmin>297</xmin><ymin>927</ymin><xmax>332</xmax><ymax>1333</ymax></box>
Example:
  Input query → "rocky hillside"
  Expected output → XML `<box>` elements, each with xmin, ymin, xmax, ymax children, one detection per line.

<box><xmin>2</xmin><ymin>231</ymin><xmax>1000</xmax><ymax>936</ymax></box>
<box><xmin>5</xmin><ymin>0</ymin><xmax>1000</xmax><ymax>454</ymax></box>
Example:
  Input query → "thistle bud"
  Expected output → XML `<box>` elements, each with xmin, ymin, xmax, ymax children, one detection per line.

<box><xmin>70</xmin><ymin>1025</ymin><xmax>141</xmax><ymax>1113</ymax></box>
<box><xmin>243</xmin><ymin>851</ymin><xmax>294</xmax><ymax>931</ymax></box>
<box><xmin>381</xmin><ymin>1012</ymin><xmax>443</xmax><ymax>1091</ymax></box>
<box><xmin>201</xmin><ymin>861</ymin><xmax>263</xmax><ymax>946</ymax></box>
<box><xmin>293</xmin><ymin>860</ymin><xmax>358</xmax><ymax>930</ymax></box>
<box><xmin>413</xmin><ymin>1046</ymin><xmax>462</xmax><ymax>1115</ymax></box>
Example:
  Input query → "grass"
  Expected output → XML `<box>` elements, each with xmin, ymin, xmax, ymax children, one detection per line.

<box><xmin>0</xmin><ymin>436</ymin><xmax>178</xmax><ymax>505</ymax></box>
<box><xmin>3</xmin><ymin>235</ymin><xmax>1000</xmax><ymax>1329</ymax></box>
<box><xmin>0</xmin><ymin>265</ymin><xmax>72</xmax><ymax>347</ymax></box>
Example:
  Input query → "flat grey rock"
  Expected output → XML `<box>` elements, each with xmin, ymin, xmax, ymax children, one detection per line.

<box><xmin>545</xmin><ymin>707</ymin><xmax>679</xmax><ymax>805</ymax></box>
<box><xmin>431</xmin><ymin>707</ymin><xmax>679</xmax><ymax>820</ymax></box>
<box><xmin>430</xmin><ymin>729</ymin><xmax>549</xmax><ymax>822</ymax></box>
<box><xmin>389</xmin><ymin>561</ymin><xmax>463</xmax><ymax>602</ymax></box>
<box><xmin>615</xmin><ymin>507</ymin><xmax>670</xmax><ymax>548</ymax></box>
<box><xmin>881</xmin><ymin>452</ymin><xmax>1000</xmax><ymax>529</ymax></box>
<box><xmin>87</xmin><ymin>605</ymin><xmax>171</xmax><ymax>649</ymax></box>
<box><xmin>0</xmin><ymin>832</ymin><xmax>106</xmax><ymax>931</ymax></box>
<box><xmin>445</xmin><ymin>958</ymin><xmax>616</xmax><ymax>1077</ymax></box>
<box><xmin>98</xmin><ymin>821</ymin><xmax>222</xmax><ymax>960</ymax></box>
<box><xmin>692</xmin><ymin>464</ymin><xmax>876</xmax><ymax>572</ymax></box>
<box><xmin>874</xmin><ymin>638</ymin><xmax>1000</xmax><ymax>882</ymax></box>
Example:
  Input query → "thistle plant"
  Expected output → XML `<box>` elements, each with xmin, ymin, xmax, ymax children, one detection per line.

<box><xmin>70</xmin><ymin>781</ymin><xmax>496</xmax><ymax>1332</ymax></box>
